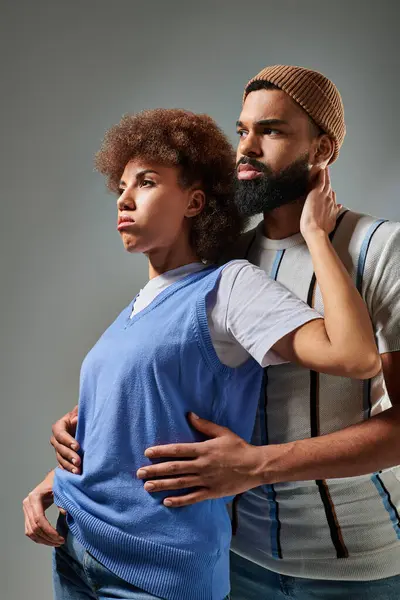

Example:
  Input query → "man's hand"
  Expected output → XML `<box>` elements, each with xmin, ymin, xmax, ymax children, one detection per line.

<box><xmin>50</xmin><ymin>405</ymin><xmax>80</xmax><ymax>474</ymax></box>
<box><xmin>137</xmin><ymin>413</ymin><xmax>264</xmax><ymax>507</ymax></box>
<box><xmin>22</xmin><ymin>471</ymin><xmax>65</xmax><ymax>547</ymax></box>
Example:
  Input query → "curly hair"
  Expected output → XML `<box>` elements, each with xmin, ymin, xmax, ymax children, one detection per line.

<box><xmin>95</xmin><ymin>109</ymin><xmax>246</xmax><ymax>263</ymax></box>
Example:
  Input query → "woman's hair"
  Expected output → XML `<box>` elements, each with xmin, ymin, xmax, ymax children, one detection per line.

<box><xmin>95</xmin><ymin>108</ymin><xmax>245</xmax><ymax>262</ymax></box>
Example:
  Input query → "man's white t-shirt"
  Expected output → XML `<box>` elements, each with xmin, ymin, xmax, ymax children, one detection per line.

<box><xmin>228</xmin><ymin>210</ymin><xmax>400</xmax><ymax>582</ymax></box>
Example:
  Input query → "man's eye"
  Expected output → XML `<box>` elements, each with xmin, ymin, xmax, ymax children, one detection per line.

<box><xmin>263</xmin><ymin>128</ymin><xmax>279</xmax><ymax>135</ymax></box>
<box><xmin>237</xmin><ymin>130</ymin><xmax>248</xmax><ymax>138</ymax></box>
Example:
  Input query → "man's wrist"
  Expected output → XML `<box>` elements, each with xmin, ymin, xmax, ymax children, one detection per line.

<box><xmin>256</xmin><ymin>441</ymin><xmax>298</xmax><ymax>485</ymax></box>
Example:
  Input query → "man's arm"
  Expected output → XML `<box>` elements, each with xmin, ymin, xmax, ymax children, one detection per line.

<box><xmin>137</xmin><ymin>351</ymin><xmax>400</xmax><ymax>507</ymax></box>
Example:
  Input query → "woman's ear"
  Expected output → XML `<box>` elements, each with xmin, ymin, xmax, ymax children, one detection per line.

<box><xmin>185</xmin><ymin>189</ymin><xmax>205</xmax><ymax>218</ymax></box>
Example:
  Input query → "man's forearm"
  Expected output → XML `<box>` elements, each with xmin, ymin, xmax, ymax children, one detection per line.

<box><xmin>259</xmin><ymin>406</ymin><xmax>400</xmax><ymax>484</ymax></box>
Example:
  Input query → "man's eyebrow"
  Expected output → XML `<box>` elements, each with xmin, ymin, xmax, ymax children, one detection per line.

<box><xmin>256</xmin><ymin>119</ymin><xmax>289</xmax><ymax>127</ymax></box>
<box><xmin>119</xmin><ymin>169</ymin><xmax>159</xmax><ymax>186</ymax></box>
<box><xmin>236</xmin><ymin>118</ymin><xmax>289</xmax><ymax>128</ymax></box>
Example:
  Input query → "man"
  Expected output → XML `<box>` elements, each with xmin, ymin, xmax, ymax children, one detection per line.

<box><xmin>29</xmin><ymin>66</ymin><xmax>400</xmax><ymax>598</ymax></box>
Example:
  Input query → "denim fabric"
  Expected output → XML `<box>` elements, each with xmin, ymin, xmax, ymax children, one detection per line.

<box><xmin>230</xmin><ymin>551</ymin><xmax>400</xmax><ymax>600</ymax></box>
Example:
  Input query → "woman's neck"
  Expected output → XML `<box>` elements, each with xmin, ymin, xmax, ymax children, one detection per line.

<box><xmin>146</xmin><ymin>239</ymin><xmax>201</xmax><ymax>280</ymax></box>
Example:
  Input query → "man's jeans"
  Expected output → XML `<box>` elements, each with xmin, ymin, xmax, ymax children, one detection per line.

<box><xmin>53</xmin><ymin>515</ymin><xmax>229</xmax><ymax>599</ymax></box>
<box><xmin>230</xmin><ymin>551</ymin><xmax>400</xmax><ymax>600</ymax></box>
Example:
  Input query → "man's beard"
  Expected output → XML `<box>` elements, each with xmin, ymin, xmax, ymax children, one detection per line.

<box><xmin>234</xmin><ymin>154</ymin><xmax>311</xmax><ymax>217</ymax></box>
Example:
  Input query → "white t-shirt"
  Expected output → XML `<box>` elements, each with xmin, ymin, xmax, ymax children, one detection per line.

<box><xmin>131</xmin><ymin>260</ymin><xmax>320</xmax><ymax>368</ymax></box>
<box><xmin>229</xmin><ymin>211</ymin><xmax>400</xmax><ymax>582</ymax></box>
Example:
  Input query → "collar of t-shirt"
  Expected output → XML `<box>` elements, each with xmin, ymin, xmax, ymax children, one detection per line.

<box><xmin>130</xmin><ymin>262</ymin><xmax>207</xmax><ymax>318</ymax></box>
<box><xmin>254</xmin><ymin>206</ymin><xmax>348</xmax><ymax>251</ymax></box>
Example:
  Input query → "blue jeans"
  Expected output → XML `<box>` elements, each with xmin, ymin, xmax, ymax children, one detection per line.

<box><xmin>230</xmin><ymin>552</ymin><xmax>400</xmax><ymax>600</ymax></box>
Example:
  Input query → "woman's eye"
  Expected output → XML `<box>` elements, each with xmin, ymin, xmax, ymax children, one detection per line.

<box><xmin>140</xmin><ymin>179</ymin><xmax>154</xmax><ymax>187</ymax></box>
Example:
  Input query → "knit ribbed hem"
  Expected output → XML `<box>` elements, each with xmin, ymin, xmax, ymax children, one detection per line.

<box><xmin>53</xmin><ymin>487</ymin><xmax>229</xmax><ymax>600</ymax></box>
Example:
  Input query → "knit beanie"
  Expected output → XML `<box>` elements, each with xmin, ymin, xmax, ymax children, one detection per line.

<box><xmin>243</xmin><ymin>65</ymin><xmax>345</xmax><ymax>163</ymax></box>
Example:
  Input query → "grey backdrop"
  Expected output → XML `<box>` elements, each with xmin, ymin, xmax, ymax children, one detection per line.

<box><xmin>1</xmin><ymin>0</ymin><xmax>399</xmax><ymax>598</ymax></box>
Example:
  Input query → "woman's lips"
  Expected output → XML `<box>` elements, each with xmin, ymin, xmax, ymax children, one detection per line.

<box><xmin>117</xmin><ymin>217</ymin><xmax>135</xmax><ymax>231</ymax></box>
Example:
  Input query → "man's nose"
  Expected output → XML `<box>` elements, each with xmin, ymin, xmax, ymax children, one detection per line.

<box><xmin>239</xmin><ymin>132</ymin><xmax>262</xmax><ymax>158</ymax></box>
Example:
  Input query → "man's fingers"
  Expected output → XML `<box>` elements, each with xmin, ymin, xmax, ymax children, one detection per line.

<box><xmin>51</xmin><ymin>434</ymin><xmax>81</xmax><ymax>466</ymax></box>
<box><xmin>55</xmin><ymin>450</ymin><xmax>80</xmax><ymax>474</ymax></box>
<box><xmin>187</xmin><ymin>413</ymin><xmax>229</xmax><ymax>438</ymax></box>
<box><xmin>163</xmin><ymin>489</ymin><xmax>210</xmax><ymax>508</ymax></box>
<box><xmin>144</xmin><ymin>443</ymin><xmax>201</xmax><ymax>460</ymax></box>
<box><xmin>144</xmin><ymin>476</ymin><xmax>201</xmax><ymax>493</ymax></box>
<box><xmin>51</xmin><ymin>426</ymin><xmax>80</xmax><ymax>453</ymax></box>
<box><xmin>137</xmin><ymin>460</ymin><xmax>197</xmax><ymax>480</ymax></box>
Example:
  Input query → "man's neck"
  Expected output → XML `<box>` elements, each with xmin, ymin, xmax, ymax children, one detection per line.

<box><xmin>262</xmin><ymin>198</ymin><xmax>305</xmax><ymax>240</ymax></box>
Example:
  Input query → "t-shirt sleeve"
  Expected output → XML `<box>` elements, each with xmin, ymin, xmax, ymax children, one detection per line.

<box><xmin>363</xmin><ymin>225</ymin><xmax>400</xmax><ymax>354</ymax></box>
<box><xmin>216</xmin><ymin>260</ymin><xmax>322</xmax><ymax>367</ymax></box>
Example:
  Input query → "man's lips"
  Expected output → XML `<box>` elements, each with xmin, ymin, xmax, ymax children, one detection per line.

<box><xmin>117</xmin><ymin>215</ymin><xmax>135</xmax><ymax>230</ymax></box>
<box><xmin>237</xmin><ymin>164</ymin><xmax>264</xmax><ymax>180</ymax></box>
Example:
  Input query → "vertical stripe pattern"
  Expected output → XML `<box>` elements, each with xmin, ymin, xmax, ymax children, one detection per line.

<box><xmin>355</xmin><ymin>219</ymin><xmax>400</xmax><ymax>540</ymax></box>
<box><xmin>307</xmin><ymin>211</ymin><xmax>349</xmax><ymax>559</ymax></box>
<box><xmin>371</xmin><ymin>474</ymin><xmax>400</xmax><ymax>540</ymax></box>
<box><xmin>355</xmin><ymin>219</ymin><xmax>387</xmax><ymax>420</ymax></box>
<box><xmin>262</xmin><ymin>249</ymin><xmax>285</xmax><ymax>559</ymax></box>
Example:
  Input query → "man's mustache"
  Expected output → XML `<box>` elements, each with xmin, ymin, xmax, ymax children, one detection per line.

<box><xmin>235</xmin><ymin>156</ymin><xmax>269</xmax><ymax>175</ymax></box>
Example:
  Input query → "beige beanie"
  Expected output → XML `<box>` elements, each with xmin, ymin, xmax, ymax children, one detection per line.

<box><xmin>243</xmin><ymin>65</ymin><xmax>346</xmax><ymax>163</ymax></box>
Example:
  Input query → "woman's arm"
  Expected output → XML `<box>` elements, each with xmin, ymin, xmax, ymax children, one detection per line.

<box><xmin>272</xmin><ymin>170</ymin><xmax>380</xmax><ymax>379</ymax></box>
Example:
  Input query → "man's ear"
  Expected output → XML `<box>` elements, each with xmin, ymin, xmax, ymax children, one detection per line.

<box><xmin>310</xmin><ymin>134</ymin><xmax>335</xmax><ymax>169</ymax></box>
<box><xmin>185</xmin><ymin>189</ymin><xmax>205</xmax><ymax>218</ymax></box>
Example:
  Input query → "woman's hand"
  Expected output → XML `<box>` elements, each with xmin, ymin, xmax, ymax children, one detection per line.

<box><xmin>300</xmin><ymin>168</ymin><xmax>341</xmax><ymax>239</ymax></box>
<box><xmin>22</xmin><ymin>471</ymin><xmax>65</xmax><ymax>547</ymax></box>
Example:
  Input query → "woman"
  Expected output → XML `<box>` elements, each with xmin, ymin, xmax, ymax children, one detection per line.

<box><xmin>23</xmin><ymin>109</ymin><xmax>379</xmax><ymax>600</ymax></box>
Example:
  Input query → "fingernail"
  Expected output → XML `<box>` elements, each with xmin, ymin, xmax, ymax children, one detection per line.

<box><xmin>145</xmin><ymin>449</ymin><xmax>154</xmax><ymax>458</ymax></box>
<box><xmin>191</xmin><ymin>413</ymin><xmax>199</xmax><ymax>419</ymax></box>
<box><xmin>71</xmin><ymin>458</ymin><xmax>76</xmax><ymax>465</ymax></box>
<box><xmin>164</xmin><ymin>499</ymin><xmax>172</xmax><ymax>507</ymax></box>
<box><xmin>71</xmin><ymin>444</ymin><xmax>78</xmax><ymax>450</ymax></box>
<box><xmin>137</xmin><ymin>469</ymin><xmax>147</xmax><ymax>478</ymax></box>
<box><xmin>72</xmin><ymin>468</ymin><xmax>78</xmax><ymax>474</ymax></box>
<box><xmin>144</xmin><ymin>482</ymin><xmax>155</xmax><ymax>491</ymax></box>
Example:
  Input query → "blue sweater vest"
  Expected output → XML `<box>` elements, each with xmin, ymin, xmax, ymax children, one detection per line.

<box><xmin>53</xmin><ymin>264</ymin><xmax>264</xmax><ymax>600</ymax></box>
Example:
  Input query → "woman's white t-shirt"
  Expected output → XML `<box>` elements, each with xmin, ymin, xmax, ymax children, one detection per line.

<box><xmin>131</xmin><ymin>260</ymin><xmax>320</xmax><ymax>368</ymax></box>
